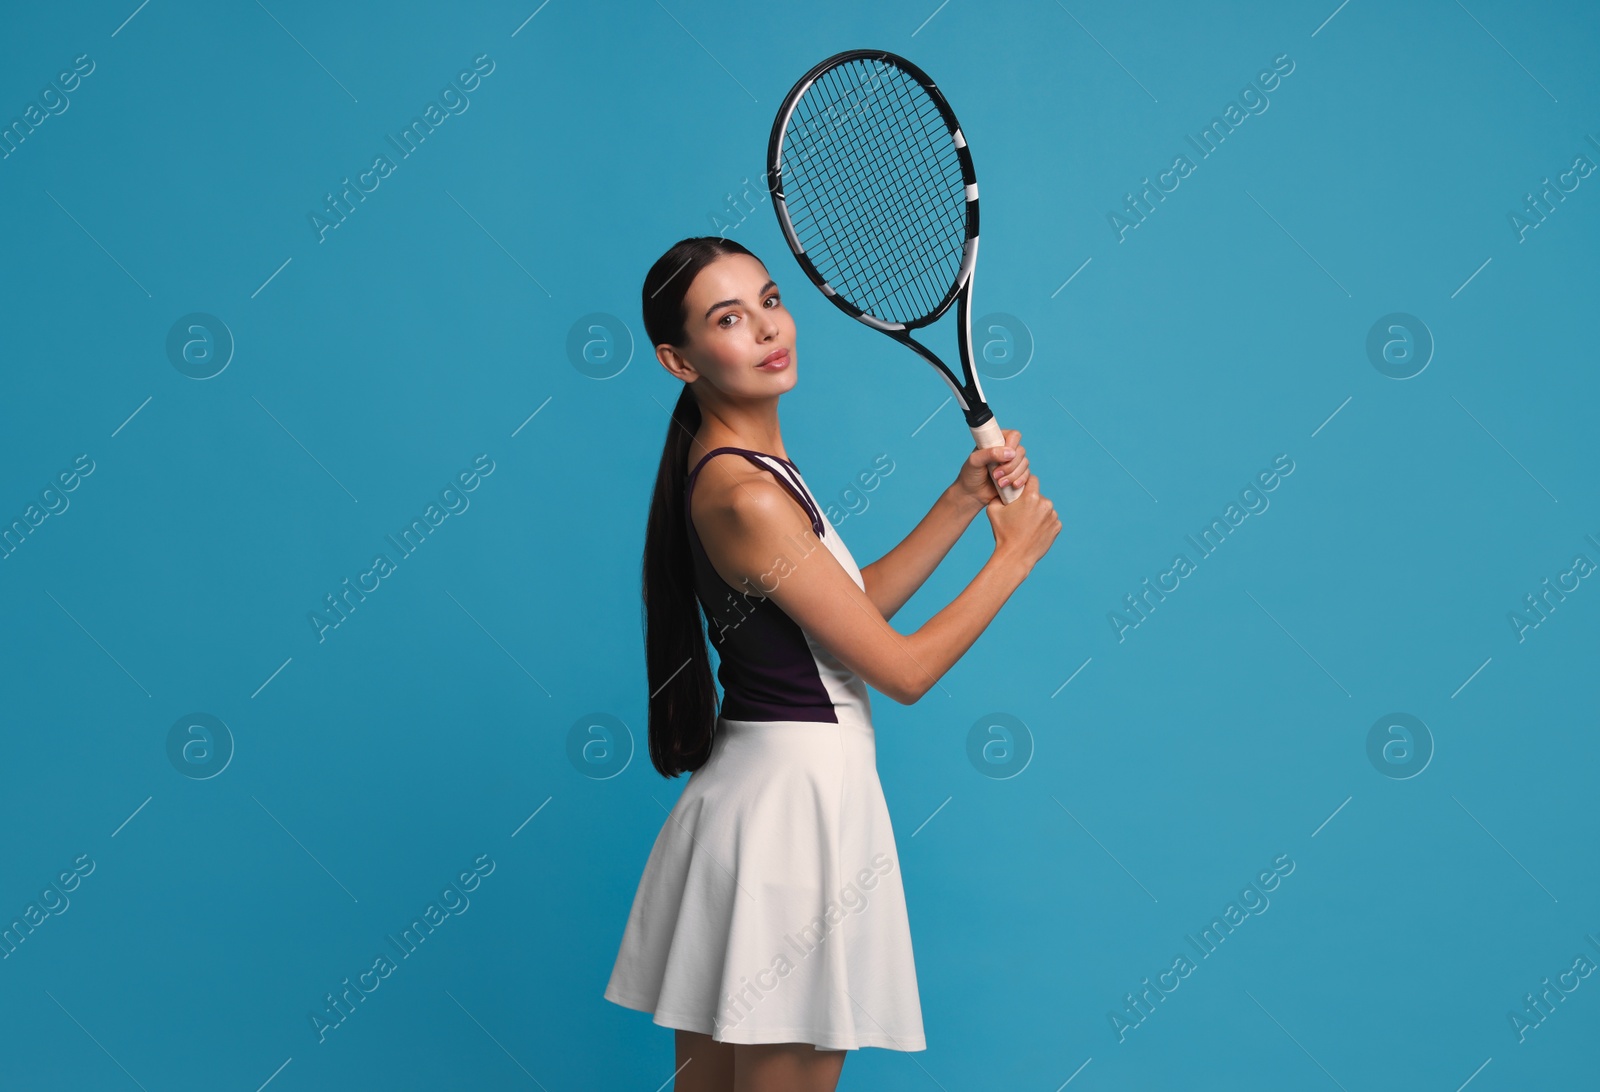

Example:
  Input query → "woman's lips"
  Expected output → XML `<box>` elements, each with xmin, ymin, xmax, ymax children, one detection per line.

<box><xmin>757</xmin><ymin>349</ymin><xmax>790</xmax><ymax>370</ymax></box>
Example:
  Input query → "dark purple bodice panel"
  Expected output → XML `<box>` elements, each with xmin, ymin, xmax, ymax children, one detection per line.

<box><xmin>684</xmin><ymin>447</ymin><xmax>838</xmax><ymax>723</ymax></box>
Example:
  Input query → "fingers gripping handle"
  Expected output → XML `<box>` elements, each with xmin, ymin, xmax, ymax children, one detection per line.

<box><xmin>970</xmin><ymin>417</ymin><xmax>1023</xmax><ymax>505</ymax></box>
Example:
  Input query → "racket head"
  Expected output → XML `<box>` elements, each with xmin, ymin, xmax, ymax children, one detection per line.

<box><xmin>766</xmin><ymin>50</ymin><xmax>979</xmax><ymax>333</ymax></box>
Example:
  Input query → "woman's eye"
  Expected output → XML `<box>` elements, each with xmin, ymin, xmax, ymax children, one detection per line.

<box><xmin>717</xmin><ymin>296</ymin><xmax>777</xmax><ymax>327</ymax></box>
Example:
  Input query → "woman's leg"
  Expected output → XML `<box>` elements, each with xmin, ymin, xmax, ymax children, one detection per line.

<box><xmin>733</xmin><ymin>1043</ymin><xmax>847</xmax><ymax>1092</ymax></box>
<box><xmin>674</xmin><ymin>1029</ymin><xmax>735</xmax><ymax>1092</ymax></box>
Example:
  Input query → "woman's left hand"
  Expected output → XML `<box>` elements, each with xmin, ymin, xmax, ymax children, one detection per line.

<box><xmin>953</xmin><ymin>429</ymin><xmax>1028</xmax><ymax>512</ymax></box>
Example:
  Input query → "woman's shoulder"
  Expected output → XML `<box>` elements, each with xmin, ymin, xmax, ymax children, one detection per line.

<box><xmin>689</xmin><ymin>453</ymin><xmax>811</xmax><ymax>548</ymax></box>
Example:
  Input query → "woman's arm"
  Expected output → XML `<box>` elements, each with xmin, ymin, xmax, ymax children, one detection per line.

<box><xmin>859</xmin><ymin>484</ymin><xmax>984</xmax><ymax>622</ymax></box>
<box><xmin>859</xmin><ymin>432</ymin><xmax>1032</xmax><ymax>621</ymax></box>
<box><xmin>700</xmin><ymin>478</ymin><xmax>1035</xmax><ymax>705</ymax></box>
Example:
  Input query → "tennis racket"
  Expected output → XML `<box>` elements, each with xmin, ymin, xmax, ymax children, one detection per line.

<box><xmin>766</xmin><ymin>48</ymin><xmax>1023</xmax><ymax>505</ymax></box>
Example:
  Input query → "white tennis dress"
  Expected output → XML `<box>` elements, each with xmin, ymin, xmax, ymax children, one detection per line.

<box><xmin>604</xmin><ymin>446</ymin><xmax>925</xmax><ymax>1052</ymax></box>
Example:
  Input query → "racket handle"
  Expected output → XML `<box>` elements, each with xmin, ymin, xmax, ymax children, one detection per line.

<box><xmin>970</xmin><ymin>417</ymin><xmax>1023</xmax><ymax>505</ymax></box>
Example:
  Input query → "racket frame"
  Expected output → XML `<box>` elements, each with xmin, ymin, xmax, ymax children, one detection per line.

<box><xmin>767</xmin><ymin>49</ymin><xmax>1022</xmax><ymax>503</ymax></box>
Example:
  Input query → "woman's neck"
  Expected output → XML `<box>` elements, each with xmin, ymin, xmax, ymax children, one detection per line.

<box><xmin>694</xmin><ymin>407</ymin><xmax>786</xmax><ymax>462</ymax></box>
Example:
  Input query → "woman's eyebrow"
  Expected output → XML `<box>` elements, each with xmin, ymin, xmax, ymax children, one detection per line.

<box><xmin>703</xmin><ymin>280</ymin><xmax>777</xmax><ymax>320</ymax></box>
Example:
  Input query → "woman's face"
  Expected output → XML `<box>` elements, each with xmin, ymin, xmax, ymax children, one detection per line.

<box><xmin>665</xmin><ymin>253</ymin><xmax>797</xmax><ymax>400</ymax></box>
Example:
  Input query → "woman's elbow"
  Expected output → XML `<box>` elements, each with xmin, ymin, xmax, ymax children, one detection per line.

<box><xmin>886</xmin><ymin>672</ymin><xmax>926</xmax><ymax>706</ymax></box>
<box><xmin>870</xmin><ymin>673</ymin><xmax>917</xmax><ymax>705</ymax></box>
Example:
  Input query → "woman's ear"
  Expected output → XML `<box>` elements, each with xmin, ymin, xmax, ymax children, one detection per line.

<box><xmin>656</xmin><ymin>342</ymin><xmax>696</xmax><ymax>382</ymax></box>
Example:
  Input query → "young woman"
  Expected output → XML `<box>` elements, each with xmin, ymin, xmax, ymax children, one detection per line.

<box><xmin>604</xmin><ymin>236</ymin><xmax>1060</xmax><ymax>1092</ymax></box>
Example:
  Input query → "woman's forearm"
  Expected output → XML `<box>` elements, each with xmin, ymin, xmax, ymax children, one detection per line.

<box><xmin>860</xmin><ymin>484</ymin><xmax>983</xmax><ymax>621</ymax></box>
<box><xmin>891</xmin><ymin>550</ymin><xmax>1030</xmax><ymax>703</ymax></box>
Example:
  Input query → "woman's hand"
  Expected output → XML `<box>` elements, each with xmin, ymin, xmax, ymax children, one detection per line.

<box><xmin>985</xmin><ymin>472</ymin><xmax>1060</xmax><ymax>575</ymax></box>
<box><xmin>954</xmin><ymin>429</ymin><xmax>1028</xmax><ymax>513</ymax></box>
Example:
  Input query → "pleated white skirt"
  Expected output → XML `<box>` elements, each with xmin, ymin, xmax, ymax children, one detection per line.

<box><xmin>603</xmin><ymin>714</ymin><xmax>925</xmax><ymax>1051</ymax></box>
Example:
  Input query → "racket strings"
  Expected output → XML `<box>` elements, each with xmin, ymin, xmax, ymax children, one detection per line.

<box><xmin>814</xmin><ymin>65</ymin><xmax>957</xmax><ymax>279</ymax></box>
<box><xmin>791</xmin><ymin>67</ymin><xmax>962</xmax><ymax>319</ymax></box>
<box><xmin>790</xmin><ymin>108</ymin><xmax>947</xmax><ymax>315</ymax></box>
<box><xmin>866</xmin><ymin>71</ymin><xmax>967</xmax><ymax>262</ymax></box>
<box><xmin>791</xmin><ymin>130</ymin><xmax>959</xmax><ymax>323</ymax></box>
<box><xmin>787</xmin><ymin>65</ymin><xmax>947</xmax><ymax>304</ymax></box>
<box><xmin>779</xmin><ymin>59</ymin><xmax>968</xmax><ymax>324</ymax></box>
<box><xmin>784</xmin><ymin>68</ymin><xmax>891</xmax><ymax>294</ymax></box>
<box><xmin>790</xmin><ymin>67</ymin><xmax>908</xmax><ymax>294</ymax></box>
<box><xmin>817</xmin><ymin>69</ymin><xmax>963</xmax><ymax>317</ymax></box>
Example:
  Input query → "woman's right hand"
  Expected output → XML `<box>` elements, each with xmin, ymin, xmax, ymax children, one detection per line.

<box><xmin>986</xmin><ymin>473</ymin><xmax>1061</xmax><ymax>575</ymax></box>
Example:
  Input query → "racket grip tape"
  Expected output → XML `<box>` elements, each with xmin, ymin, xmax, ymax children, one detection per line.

<box><xmin>970</xmin><ymin>417</ymin><xmax>1023</xmax><ymax>505</ymax></box>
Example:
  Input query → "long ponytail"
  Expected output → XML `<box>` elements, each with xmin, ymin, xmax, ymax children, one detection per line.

<box><xmin>640</xmin><ymin>236</ymin><xmax>757</xmax><ymax>777</ymax></box>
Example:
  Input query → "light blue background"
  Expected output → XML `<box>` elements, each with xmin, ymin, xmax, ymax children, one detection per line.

<box><xmin>2</xmin><ymin>1</ymin><xmax>1597</xmax><ymax>1089</ymax></box>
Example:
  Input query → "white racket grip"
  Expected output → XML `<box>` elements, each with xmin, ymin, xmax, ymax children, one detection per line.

<box><xmin>970</xmin><ymin>417</ymin><xmax>1023</xmax><ymax>505</ymax></box>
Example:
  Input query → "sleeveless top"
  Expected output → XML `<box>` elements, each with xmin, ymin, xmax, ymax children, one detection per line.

<box><xmin>684</xmin><ymin>447</ymin><xmax>873</xmax><ymax>724</ymax></box>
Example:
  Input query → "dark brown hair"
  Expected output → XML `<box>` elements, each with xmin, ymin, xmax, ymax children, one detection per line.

<box><xmin>641</xmin><ymin>236</ymin><xmax>759</xmax><ymax>777</ymax></box>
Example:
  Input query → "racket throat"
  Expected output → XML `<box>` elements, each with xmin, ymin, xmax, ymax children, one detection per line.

<box><xmin>952</xmin><ymin>256</ymin><xmax>995</xmax><ymax>429</ymax></box>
